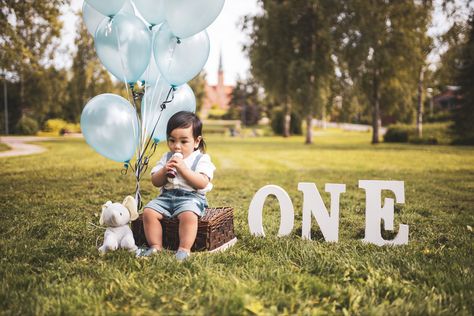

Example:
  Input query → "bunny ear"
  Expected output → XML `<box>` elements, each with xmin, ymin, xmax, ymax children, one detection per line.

<box><xmin>123</xmin><ymin>196</ymin><xmax>138</xmax><ymax>221</ymax></box>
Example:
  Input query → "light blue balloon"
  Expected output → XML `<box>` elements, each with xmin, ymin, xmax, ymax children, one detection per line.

<box><xmin>165</xmin><ymin>0</ymin><xmax>225</xmax><ymax>38</ymax></box>
<box><xmin>81</xmin><ymin>94</ymin><xmax>139</xmax><ymax>162</ymax></box>
<box><xmin>86</xmin><ymin>0</ymin><xmax>126</xmax><ymax>17</ymax></box>
<box><xmin>139</xmin><ymin>27</ymin><xmax>161</xmax><ymax>85</ymax></box>
<box><xmin>134</xmin><ymin>0</ymin><xmax>165</xmax><ymax>26</ymax></box>
<box><xmin>82</xmin><ymin>2</ymin><xmax>107</xmax><ymax>36</ymax></box>
<box><xmin>119</xmin><ymin>0</ymin><xmax>136</xmax><ymax>15</ymax></box>
<box><xmin>141</xmin><ymin>77</ymin><xmax>172</xmax><ymax>141</ymax></box>
<box><xmin>154</xmin><ymin>23</ymin><xmax>209</xmax><ymax>86</ymax></box>
<box><xmin>95</xmin><ymin>12</ymin><xmax>151</xmax><ymax>83</ymax></box>
<box><xmin>151</xmin><ymin>84</ymin><xmax>196</xmax><ymax>142</ymax></box>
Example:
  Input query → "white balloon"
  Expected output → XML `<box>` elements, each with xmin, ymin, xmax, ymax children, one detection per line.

<box><xmin>151</xmin><ymin>84</ymin><xmax>196</xmax><ymax>142</ymax></box>
<box><xmin>141</xmin><ymin>77</ymin><xmax>172</xmax><ymax>141</ymax></box>
<box><xmin>94</xmin><ymin>12</ymin><xmax>152</xmax><ymax>83</ymax></box>
<box><xmin>86</xmin><ymin>0</ymin><xmax>126</xmax><ymax>17</ymax></box>
<box><xmin>154</xmin><ymin>23</ymin><xmax>209</xmax><ymax>86</ymax></box>
<box><xmin>81</xmin><ymin>93</ymin><xmax>139</xmax><ymax>162</ymax></box>
<box><xmin>134</xmin><ymin>0</ymin><xmax>166</xmax><ymax>26</ymax></box>
<box><xmin>165</xmin><ymin>0</ymin><xmax>225</xmax><ymax>39</ymax></box>
<box><xmin>139</xmin><ymin>27</ymin><xmax>162</xmax><ymax>85</ymax></box>
<box><xmin>82</xmin><ymin>2</ymin><xmax>107</xmax><ymax>36</ymax></box>
<box><xmin>119</xmin><ymin>0</ymin><xmax>136</xmax><ymax>15</ymax></box>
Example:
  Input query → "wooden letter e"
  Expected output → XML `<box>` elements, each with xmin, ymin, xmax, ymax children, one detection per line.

<box><xmin>359</xmin><ymin>180</ymin><xmax>409</xmax><ymax>245</ymax></box>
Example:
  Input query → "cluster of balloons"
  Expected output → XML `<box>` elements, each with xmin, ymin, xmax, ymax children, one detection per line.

<box><xmin>80</xmin><ymin>0</ymin><xmax>225</xmax><ymax>163</ymax></box>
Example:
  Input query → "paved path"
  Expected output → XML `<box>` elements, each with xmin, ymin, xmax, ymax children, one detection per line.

<box><xmin>0</xmin><ymin>136</ymin><xmax>57</xmax><ymax>158</ymax></box>
<box><xmin>312</xmin><ymin>120</ymin><xmax>387</xmax><ymax>135</ymax></box>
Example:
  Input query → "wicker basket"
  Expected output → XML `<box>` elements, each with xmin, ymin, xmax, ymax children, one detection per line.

<box><xmin>131</xmin><ymin>207</ymin><xmax>235</xmax><ymax>252</ymax></box>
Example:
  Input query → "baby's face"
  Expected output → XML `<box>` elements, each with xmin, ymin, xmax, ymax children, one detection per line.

<box><xmin>167</xmin><ymin>126</ymin><xmax>201</xmax><ymax>158</ymax></box>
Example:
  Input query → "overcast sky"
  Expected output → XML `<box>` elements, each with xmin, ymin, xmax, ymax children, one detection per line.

<box><xmin>56</xmin><ymin>0</ymin><xmax>470</xmax><ymax>86</ymax></box>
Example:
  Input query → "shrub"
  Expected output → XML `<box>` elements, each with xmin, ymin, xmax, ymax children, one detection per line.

<box><xmin>384</xmin><ymin>123</ymin><xmax>452</xmax><ymax>145</ymax></box>
<box><xmin>207</xmin><ymin>108</ymin><xmax>227</xmax><ymax>120</ymax></box>
<box><xmin>15</xmin><ymin>116</ymin><xmax>39</xmax><ymax>135</ymax></box>
<box><xmin>43</xmin><ymin>119</ymin><xmax>81</xmax><ymax>135</ymax></box>
<box><xmin>43</xmin><ymin>119</ymin><xmax>67</xmax><ymax>134</ymax></box>
<box><xmin>383</xmin><ymin>125</ymin><xmax>410</xmax><ymax>143</ymax></box>
<box><xmin>425</xmin><ymin>110</ymin><xmax>452</xmax><ymax>123</ymax></box>
<box><xmin>410</xmin><ymin>136</ymin><xmax>438</xmax><ymax>145</ymax></box>
<box><xmin>271</xmin><ymin>108</ymin><xmax>302</xmax><ymax>136</ymax></box>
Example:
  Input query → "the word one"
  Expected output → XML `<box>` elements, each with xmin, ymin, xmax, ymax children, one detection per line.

<box><xmin>248</xmin><ymin>180</ymin><xmax>409</xmax><ymax>246</ymax></box>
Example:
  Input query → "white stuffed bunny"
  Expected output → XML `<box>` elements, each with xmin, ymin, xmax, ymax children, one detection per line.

<box><xmin>98</xmin><ymin>196</ymin><xmax>139</xmax><ymax>254</ymax></box>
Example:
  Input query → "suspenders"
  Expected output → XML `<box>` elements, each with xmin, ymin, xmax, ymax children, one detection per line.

<box><xmin>164</xmin><ymin>152</ymin><xmax>206</xmax><ymax>194</ymax></box>
<box><xmin>166</xmin><ymin>152</ymin><xmax>203</xmax><ymax>172</ymax></box>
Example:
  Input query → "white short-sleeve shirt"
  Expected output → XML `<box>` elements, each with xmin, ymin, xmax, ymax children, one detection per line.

<box><xmin>151</xmin><ymin>150</ymin><xmax>216</xmax><ymax>194</ymax></box>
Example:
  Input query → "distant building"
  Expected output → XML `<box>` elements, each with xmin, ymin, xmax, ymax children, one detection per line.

<box><xmin>201</xmin><ymin>51</ymin><xmax>234</xmax><ymax>118</ymax></box>
<box><xmin>433</xmin><ymin>86</ymin><xmax>462</xmax><ymax>111</ymax></box>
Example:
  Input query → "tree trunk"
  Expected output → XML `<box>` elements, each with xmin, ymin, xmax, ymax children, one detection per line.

<box><xmin>321</xmin><ymin>104</ymin><xmax>327</xmax><ymax>129</ymax></box>
<box><xmin>372</xmin><ymin>69</ymin><xmax>381</xmax><ymax>144</ymax></box>
<box><xmin>305</xmin><ymin>113</ymin><xmax>313</xmax><ymax>144</ymax></box>
<box><xmin>283</xmin><ymin>98</ymin><xmax>291</xmax><ymax>137</ymax></box>
<box><xmin>416</xmin><ymin>67</ymin><xmax>424</xmax><ymax>138</ymax></box>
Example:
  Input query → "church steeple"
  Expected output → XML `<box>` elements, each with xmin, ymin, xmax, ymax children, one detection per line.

<box><xmin>217</xmin><ymin>47</ymin><xmax>224</xmax><ymax>88</ymax></box>
<box><xmin>218</xmin><ymin>47</ymin><xmax>223</xmax><ymax>72</ymax></box>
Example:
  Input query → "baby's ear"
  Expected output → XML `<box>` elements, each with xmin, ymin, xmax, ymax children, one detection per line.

<box><xmin>123</xmin><ymin>196</ymin><xmax>138</xmax><ymax>221</ymax></box>
<box><xmin>194</xmin><ymin>136</ymin><xmax>202</xmax><ymax>149</ymax></box>
<box><xmin>100</xmin><ymin>201</ymin><xmax>112</xmax><ymax>225</ymax></box>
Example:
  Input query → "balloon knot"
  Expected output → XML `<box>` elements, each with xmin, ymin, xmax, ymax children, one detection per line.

<box><xmin>176</xmin><ymin>37</ymin><xmax>181</xmax><ymax>44</ymax></box>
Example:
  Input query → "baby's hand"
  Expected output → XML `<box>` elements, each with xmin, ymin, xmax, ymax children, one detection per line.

<box><xmin>168</xmin><ymin>155</ymin><xmax>186</xmax><ymax>172</ymax></box>
<box><xmin>165</xmin><ymin>160</ymin><xmax>175</xmax><ymax>173</ymax></box>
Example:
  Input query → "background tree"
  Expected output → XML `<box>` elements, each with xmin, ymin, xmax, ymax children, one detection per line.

<box><xmin>337</xmin><ymin>0</ymin><xmax>433</xmax><ymax>143</ymax></box>
<box><xmin>188</xmin><ymin>71</ymin><xmax>207</xmax><ymax>115</ymax></box>
<box><xmin>452</xmin><ymin>15</ymin><xmax>474</xmax><ymax>144</ymax></box>
<box><xmin>0</xmin><ymin>0</ymin><xmax>64</xmax><ymax>130</ymax></box>
<box><xmin>65</xmin><ymin>18</ymin><xmax>115</xmax><ymax>123</ymax></box>
<box><xmin>244</xmin><ymin>0</ymin><xmax>294</xmax><ymax>137</ymax></box>
<box><xmin>433</xmin><ymin>21</ymin><xmax>470</xmax><ymax>90</ymax></box>
<box><xmin>245</xmin><ymin>0</ymin><xmax>339</xmax><ymax>143</ymax></box>
<box><xmin>328</xmin><ymin>75</ymin><xmax>369</xmax><ymax>124</ymax></box>
<box><xmin>227</xmin><ymin>76</ymin><xmax>263</xmax><ymax>126</ymax></box>
<box><xmin>287</xmin><ymin>1</ymin><xmax>340</xmax><ymax>144</ymax></box>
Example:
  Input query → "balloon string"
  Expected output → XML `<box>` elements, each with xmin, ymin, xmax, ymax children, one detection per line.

<box><xmin>144</xmin><ymin>36</ymin><xmax>177</xmax><ymax>151</ymax></box>
<box><xmin>148</xmin><ymin>86</ymin><xmax>175</xmax><ymax>146</ymax></box>
<box><xmin>165</xmin><ymin>37</ymin><xmax>179</xmax><ymax>82</ymax></box>
<box><xmin>147</xmin><ymin>78</ymin><xmax>166</xmax><ymax>148</ymax></box>
<box><xmin>136</xmin><ymin>87</ymin><xmax>174</xmax><ymax>172</ymax></box>
<box><xmin>142</xmin><ymin>31</ymin><xmax>177</xmax><ymax>153</ymax></box>
<box><xmin>142</xmin><ymin>25</ymin><xmax>158</xmax><ymax>153</ymax></box>
<box><xmin>132</xmin><ymin>87</ymin><xmax>175</xmax><ymax>210</ymax></box>
<box><xmin>143</xmin><ymin>72</ymin><xmax>164</xmax><ymax>156</ymax></box>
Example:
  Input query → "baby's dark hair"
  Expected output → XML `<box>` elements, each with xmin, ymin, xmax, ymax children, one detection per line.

<box><xmin>166</xmin><ymin>111</ymin><xmax>206</xmax><ymax>152</ymax></box>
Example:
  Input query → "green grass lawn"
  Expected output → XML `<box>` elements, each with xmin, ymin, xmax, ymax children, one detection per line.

<box><xmin>1</xmin><ymin>130</ymin><xmax>473</xmax><ymax>315</ymax></box>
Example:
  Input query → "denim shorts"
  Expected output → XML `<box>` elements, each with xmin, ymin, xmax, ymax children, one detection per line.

<box><xmin>145</xmin><ymin>189</ymin><xmax>208</xmax><ymax>218</ymax></box>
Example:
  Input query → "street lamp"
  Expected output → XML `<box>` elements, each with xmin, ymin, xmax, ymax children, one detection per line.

<box><xmin>1</xmin><ymin>73</ymin><xmax>8</xmax><ymax>135</ymax></box>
